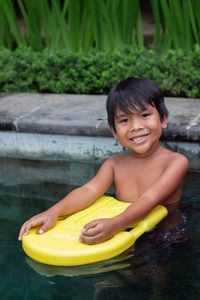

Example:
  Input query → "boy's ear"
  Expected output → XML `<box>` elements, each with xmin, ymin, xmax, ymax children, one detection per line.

<box><xmin>161</xmin><ymin>115</ymin><xmax>168</xmax><ymax>129</ymax></box>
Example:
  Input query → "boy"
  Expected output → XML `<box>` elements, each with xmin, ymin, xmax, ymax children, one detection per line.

<box><xmin>18</xmin><ymin>78</ymin><xmax>189</xmax><ymax>245</ymax></box>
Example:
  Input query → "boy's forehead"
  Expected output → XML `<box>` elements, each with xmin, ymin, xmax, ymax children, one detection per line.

<box><xmin>115</xmin><ymin>103</ymin><xmax>154</xmax><ymax>115</ymax></box>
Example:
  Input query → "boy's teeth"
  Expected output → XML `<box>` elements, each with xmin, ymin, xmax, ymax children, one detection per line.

<box><xmin>131</xmin><ymin>134</ymin><xmax>148</xmax><ymax>141</ymax></box>
<box><xmin>133</xmin><ymin>137</ymin><xmax>144</xmax><ymax>141</ymax></box>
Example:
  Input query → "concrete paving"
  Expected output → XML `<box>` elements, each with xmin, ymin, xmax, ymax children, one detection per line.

<box><xmin>0</xmin><ymin>93</ymin><xmax>199</xmax><ymax>170</ymax></box>
<box><xmin>0</xmin><ymin>93</ymin><xmax>200</xmax><ymax>141</ymax></box>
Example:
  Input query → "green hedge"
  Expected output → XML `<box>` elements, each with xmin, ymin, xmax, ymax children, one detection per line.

<box><xmin>0</xmin><ymin>46</ymin><xmax>200</xmax><ymax>98</ymax></box>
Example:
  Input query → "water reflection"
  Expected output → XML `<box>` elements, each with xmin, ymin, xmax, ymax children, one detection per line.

<box><xmin>0</xmin><ymin>158</ymin><xmax>199</xmax><ymax>299</ymax></box>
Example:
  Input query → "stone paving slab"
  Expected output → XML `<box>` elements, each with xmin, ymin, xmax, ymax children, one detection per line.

<box><xmin>0</xmin><ymin>93</ymin><xmax>200</xmax><ymax>141</ymax></box>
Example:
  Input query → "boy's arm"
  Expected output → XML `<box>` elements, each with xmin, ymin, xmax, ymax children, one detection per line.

<box><xmin>115</xmin><ymin>154</ymin><xmax>189</xmax><ymax>224</ymax></box>
<box><xmin>50</xmin><ymin>157</ymin><xmax>115</xmax><ymax>217</ymax></box>
<box><xmin>18</xmin><ymin>158</ymin><xmax>114</xmax><ymax>240</ymax></box>
<box><xmin>80</xmin><ymin>154</ymin><xmax>189</xmax><ymax>244</ymax></box>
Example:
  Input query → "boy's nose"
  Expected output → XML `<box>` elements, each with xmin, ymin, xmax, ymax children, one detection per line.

<box><xmin>129</xmin><ymin>118</ymin><xmax>143</xmax><ymax>131</ymax></box>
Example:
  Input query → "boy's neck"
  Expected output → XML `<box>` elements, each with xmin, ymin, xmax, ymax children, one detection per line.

<box><xmin>131</xmin><ymin>143</ymin><xmax>163</xmax><ymax>159</ymax></box>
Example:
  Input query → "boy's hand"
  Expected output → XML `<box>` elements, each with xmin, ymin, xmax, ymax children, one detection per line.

<box><xmin>18</xmin><ymin>211</ymin><xmax>57</xmax><ymax>241</ymax></box>
<box><xmin>79</xmin><ymin>218</ymin><xmax>118</xmax><ymax>245</ymax></box>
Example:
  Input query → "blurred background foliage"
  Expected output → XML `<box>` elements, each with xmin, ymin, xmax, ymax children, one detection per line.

<box><xmin>1</xmin><ymin>0</ymin><xmax>200</xmax><ymax>96</ymax></box>
<box><xmin>0</xmin><ymin>0</ymin><xmax>200</xmax><ymax>53</ymax></box>
<box><xmin>1</xmin><ymin>45</ymin><xmax>200</xmax><ymax>97</ymax></box>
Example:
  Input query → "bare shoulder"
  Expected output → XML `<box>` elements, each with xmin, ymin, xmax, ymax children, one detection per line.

<box><xmin>164</xmin><ymin>148</ymin><xmax>189</xmax><ymax>170</ymax></box>
<box><xmin>100</xmin><ymin>155</ymin><xmax>122</xmax><ymax>169</ymax></box>
<box><xmin>103</xmin><ymin>154</ymin><xmax>132</xmax><ymax>172</ymax></box>
<box><xmin>106</xmin><ymin>153</ymin><xmax>131</xmax><ymax>164</ymax></box>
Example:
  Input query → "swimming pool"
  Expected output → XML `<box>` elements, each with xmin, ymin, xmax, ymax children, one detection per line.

<box><xmin>0</xmin><ymin>159</ymin><xmax>199</xmax><ymax>300</ymax></box>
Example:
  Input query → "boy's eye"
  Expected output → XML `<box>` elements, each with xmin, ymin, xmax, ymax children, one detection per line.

<box><xmin>141</xmin><ymin>113</ymin><xmax>150</xmax><ymax>119</ymax></box>
<box><xmin>119</xmin><ymin>118</ymin><xmax>128</xmax><ymax>123</ymax></box>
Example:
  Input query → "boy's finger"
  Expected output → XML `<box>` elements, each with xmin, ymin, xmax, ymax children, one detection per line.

<box><xmin>18</xmin><ymin>218</ymin><xmax>44</xmax><ymax>240</ymax></box>
<box><xmin>18</xmin><ymin>222</ymin><xmax>30</xmax><ymax>240</ymax></box>
<box><xmin>22</xmin><ymin>222</ymin><xmax>34</xmax><ymax>237</ymax></box>
<box><xmin>39</xmin><ymin>219</ymin><xmax>54</xmax><ymax>234</ymax></box>
<box><xmin>83</xmin><ymin>219</ymin><xmax>99</xmax><ymax>231</ymax></box>
<box><xmin>81</xmin><ymin>220</ymin><xmax>101</xmax><ymax>236</ymax></box>
<box><xmin>81</xmin><ymin>224</ymin><xmax>100</xmax><ymax>237</ymax></box>
<box><xmin>79</xmin><ymin>232</ymin><xmax>103</xmax><ymax>245</ymax></box>
<box><xmin>18</xmin><ymin>227</ymin><xmax>25</xmax><ymax>240</ymax></box>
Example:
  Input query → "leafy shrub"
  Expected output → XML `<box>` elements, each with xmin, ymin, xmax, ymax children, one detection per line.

<box><xmin>0</xmin><ymin>46</ymin><xmax>200</xmax><ymax>98</ymax></box>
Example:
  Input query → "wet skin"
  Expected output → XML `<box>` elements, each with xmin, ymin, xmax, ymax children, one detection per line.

<box><xmin>18</xmin><ymin>104</ymin><xmax>189</xmax><ymax>244</ymax></box>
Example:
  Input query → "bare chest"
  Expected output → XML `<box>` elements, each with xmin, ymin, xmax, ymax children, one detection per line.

<box><xmin>113</xmin><ymin>158</ymin><xmax>166</xmax><ymax>202</ymax></box>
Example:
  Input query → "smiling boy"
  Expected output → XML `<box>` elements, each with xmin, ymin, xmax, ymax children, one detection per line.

<box><xmin>19</xmin><ymin>78</ymin><xmax>189</xmax><ymax>245</ymax></box>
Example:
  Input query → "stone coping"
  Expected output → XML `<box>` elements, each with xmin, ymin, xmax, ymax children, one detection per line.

<box><xmin>0</xmin><ymin>93</ymin><xmax>200</xmax><ymax>142</ymax></box>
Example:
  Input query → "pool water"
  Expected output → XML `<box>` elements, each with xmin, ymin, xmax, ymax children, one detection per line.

<box><xmin>0</xmin><ymin>166</ymin><xmax>199</xmax><ymax>300</ymax></box>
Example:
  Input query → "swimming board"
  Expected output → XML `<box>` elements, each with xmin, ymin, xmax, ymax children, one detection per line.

<box><xmin>22</xmin><ymin>196</ymin><xmax>168</xmax><ymax>266</ymax></box>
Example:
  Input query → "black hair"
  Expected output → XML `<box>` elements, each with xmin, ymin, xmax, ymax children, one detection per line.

<box><xmin>106</xmin><ymin>78</ymin><xmax>168</xmax><ymax>132</ymax></box>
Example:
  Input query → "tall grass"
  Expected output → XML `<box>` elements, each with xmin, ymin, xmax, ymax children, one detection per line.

<box><xmin>0</xmin><ymin>0</ymin><xmax>23</xmax><ymax>48</ymax></box>
<box><xmin>151</xmin><ymin>0</ymin><xmax>200</xmax><ymax>51</ymax></box>
<box><xmin>0</xmin><ymin>0</ymin><xmax>200</xmax><ymax>52</ymax></box>
<box><xmin>0</xmin><ymin>0</ymin><xmax>143</xmax><ymax>52</ymax></box>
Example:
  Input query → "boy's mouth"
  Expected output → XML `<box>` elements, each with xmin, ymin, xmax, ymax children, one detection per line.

<box><xmin>129</xmin><ymin>133</ymin><xmax>150</xmax><ymax>143</ymax></box>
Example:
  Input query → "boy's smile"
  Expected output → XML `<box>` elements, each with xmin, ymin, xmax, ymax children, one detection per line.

<box><xmin>129</xmin><ymin>132</ymin><xmax>150</xmax><ymax>144</ymax></box>
<box><xmin>113</xmin><ymin>104</ymin><xmax>168</xmax><ymax>158</ymax></box>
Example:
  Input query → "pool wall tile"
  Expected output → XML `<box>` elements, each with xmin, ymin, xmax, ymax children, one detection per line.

<box><xmin>0</xmin><ymin>132</ymin><xmax>199</xmax><ymax>170</ymax></box>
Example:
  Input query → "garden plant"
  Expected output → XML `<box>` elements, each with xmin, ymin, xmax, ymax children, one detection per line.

<box><xmin>0</xmin><ymin>0</ymin><xmax>200</xmax><ymax>97</ymax></box>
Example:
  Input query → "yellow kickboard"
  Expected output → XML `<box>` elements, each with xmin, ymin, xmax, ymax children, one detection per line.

<box><xmin>22</xmin><ymin>196</ymin><xmax>168</xmax><ymax>266</ymax></box>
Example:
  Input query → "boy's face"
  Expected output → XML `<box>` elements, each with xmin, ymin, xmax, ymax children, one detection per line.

<box><xmin>112</xmin><ymin>104</ymin><xmax>168</xmax><ymax>158</ymax></box>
